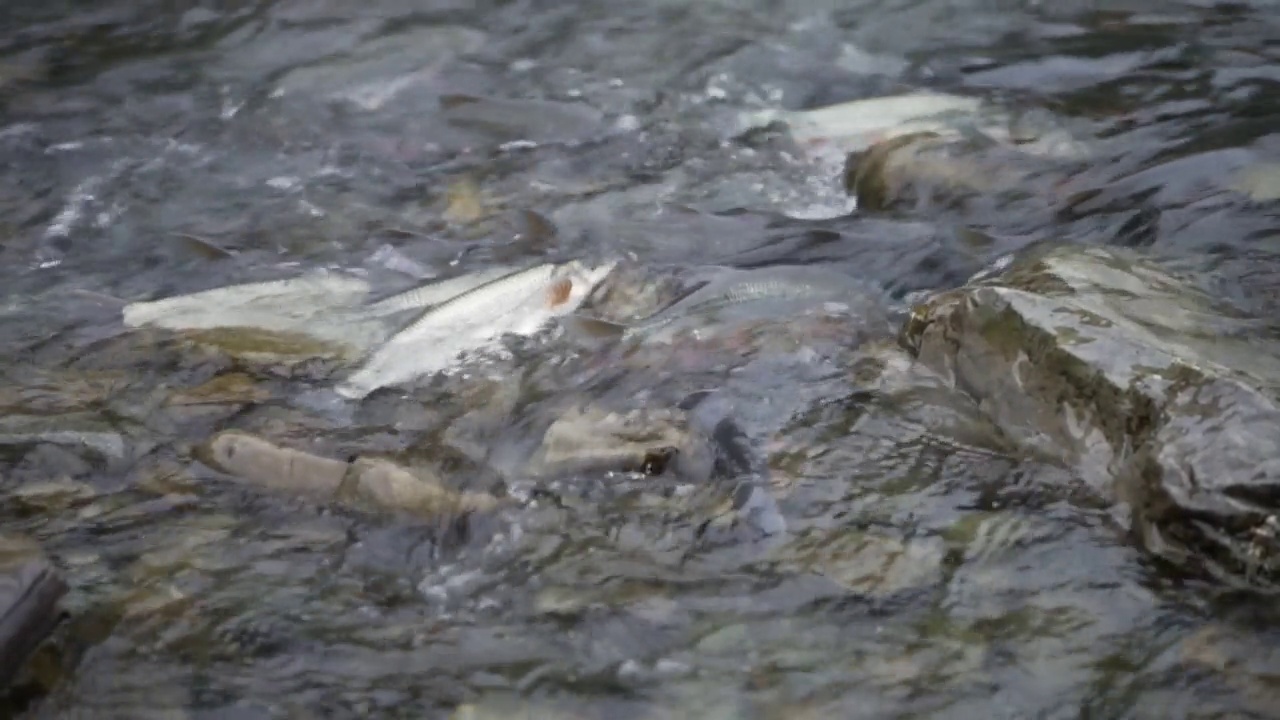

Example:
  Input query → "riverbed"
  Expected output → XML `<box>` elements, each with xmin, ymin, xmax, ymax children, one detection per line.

<box><xmin>3</xmin><ymin>1</ymin><xmax>1280</xmax><ymax>718</ymax></box>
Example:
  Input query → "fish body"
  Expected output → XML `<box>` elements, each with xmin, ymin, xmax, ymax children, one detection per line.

<box><xmin>742</xmin><ymin>92</ymin><xmax>984</xmax><ymax>151</ymax></box>
<box><xmin>121</xmin><ymin>271</ymin><xmax>389</xmax><ymax>351</ymax></box>
<box><xmin>362</xmin><ymin>264</ymin><xmax>520</xmax><ymax>318</ymax></box>
<box><xmin>595</xmin><ymin>265</ymin><xmax>886</xmax><ymax>344</ymax></box>
<box><xmin>336</xmin><ymin>260</ymin><xmax>616</xmax><ymax>399</ymax></box>
<box><xmin>740</xmin><ymin>91</ymin><xmax>1089</xmax><ymax>160</ymax></box>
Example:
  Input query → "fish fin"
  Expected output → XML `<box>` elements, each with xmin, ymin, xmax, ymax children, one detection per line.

<box><xmin>171</xmin><ymin>232</ymin><xmax>236</xmax><ymax>260</ymax></box>
<box><xmin>677</xmin><ymin>388</ymin><xmax>721</xmax><ymax>411</ymax></box>
<box><xmin>658</xmin><ymin>278</ymin><xmax>714</xmax><ymax>309</ymax></box>
<box><xmin>560</xmin><ymin>314</ymin><xmax>627</xmax><ymax>342</ymax></box>
<box><xmin>439</xmin><ymin>93</ymin><xmax>482</xmax><ymax>110</ymax></box>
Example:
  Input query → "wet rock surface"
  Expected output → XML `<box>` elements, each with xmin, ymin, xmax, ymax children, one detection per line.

<box><xmin>902</xmin><ymin>243</ymin><xmax>1280</xmax><ymax>586</ymax></box>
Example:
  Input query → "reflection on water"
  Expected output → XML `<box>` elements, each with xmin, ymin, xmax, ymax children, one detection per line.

<box><xmin>3</xmin><ymin>0</ymin><xmax>1280</xmax><ymax>717</ymax></box>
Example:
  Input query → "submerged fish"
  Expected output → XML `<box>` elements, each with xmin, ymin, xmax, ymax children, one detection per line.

<box><xmin>740</xmin><ymin>91</ymin><xmax>1089</xmax><ymax>160</ymax></box>
<box><xmin>336</xmin><ymin>260</ymin><xmax>617</xmax><ymax>399</ymax></box>
<box><xmin>121</xmin><ymin>271</ymin><xmax>389</xmax><ymax>351</ymax></box>
<box><xmin>740</xmin><ymin>92</ymin><xmax>983</xmax><ymax>153</ymax></box>
<box><xmin>574</xmin><ymin>265</ymin><xmax>888</xmax><ymax>345</ymax></box>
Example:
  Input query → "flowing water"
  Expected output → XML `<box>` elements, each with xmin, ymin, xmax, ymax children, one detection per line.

<box><xmin>4</xmin><ymin>1</ymin><xmax>1280</xmax><ymax>718</ymax></box>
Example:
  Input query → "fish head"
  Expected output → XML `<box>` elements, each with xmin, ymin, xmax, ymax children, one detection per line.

<box><xmin>542</xmin><ymin>260</ymin><xmax>618</xmax><ymax>315</ymax></box>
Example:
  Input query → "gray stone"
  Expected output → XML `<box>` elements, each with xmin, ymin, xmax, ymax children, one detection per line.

<box><xmin>901</xmin><ymin>243</ymin><xmax>1280</xmax><ymax>585</ymax></box>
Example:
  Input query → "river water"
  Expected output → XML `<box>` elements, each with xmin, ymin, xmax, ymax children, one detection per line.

<box><xmin>3</xmin><ymin>1</ymin><xmax>1280</xmax><ymax>718</ymax></box>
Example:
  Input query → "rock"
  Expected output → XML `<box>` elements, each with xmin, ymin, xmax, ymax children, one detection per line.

<box><xmin>164</xmin><ymin>372</ymin><xmax>271</xmax><ymax>407</ymax></box>
<box><xmin>451</xmin><ymin>694</ymin><xmax>593</xmax><ymax>720</ymax></box>
<box><xmin>441</xmin><ymin>176</ymin><xmax>488</xmax><ymax>226</ymax></box>
<box><xmin>769</xmin><ymin>338</ymin><xmax>1020</xmax><ymax>505</ymax></box>
<box><xmin>269</xmin><ymin>26</ymin><xmax>487</xmax><ymax>111</ymax></box>
<box><xmin>0</xmin><ymin>369</ymin><xmax>126</xmax><ymax>414</ymax></box>
<box><xmin>0</xmin><ymin>534</ymin><xmax>68</xmax><ymax>689</ymax></box>
<box><xmin>900</xmin><ymin>243</ymin><xmax>1280</xmax><ymax>585</ymax></box>
<box><xmin>176</xmin><ymin>327</ymin><xmax>354</xmax><ymax>366</ymax></box>
<box><xmin>0</xmin><ymin>412</ymin><xmax>130</xmax><ymax>462</ymax></box>
<box><xmin>1180</xmin><ymin>622</ymin><xmax>1280</xmax><ymax>715</ymax></box>
<box><xmin>439</xmin><ymin>374</ymin><xmax>523</xmax><ymax>467</ymax></box>
<box><xmin>198</xmin><ymin>431</ymin><xmax>504</xmax><ymax>519</ymax></box>
<box><xmin>12</xmin><ymin>478</ymin><xmax>96</xmax><ymax>513</ymax></box>
<box><xmin>774</xmin><ymin>530</ymin><xmax>947</xmax><ymax>598</ymax></box>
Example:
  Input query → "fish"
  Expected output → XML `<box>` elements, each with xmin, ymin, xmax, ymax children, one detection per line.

<box><xmin>121</xmin><ymin>271</ymin><xmax>389</xmax><ymax>351</ymax></box>
<box><xmin>361</xmin><ymin>264</ymin><xmax>521</xmax><ymax>318</ymax></box>
<box><xmin>739</xmin><ymin>91</ymin><xmax>1089</xmax><ymax>160</ymax></box>
<box><xmin>569</xmin><ymin>265</ymin><xmax>888</xmax><ymax>345</ymax></box>
<box><xmin>335</xmin><ymin>260</ymin><xmax>617</xmax><ymax>399</ymax></box>
<box><xmin>740</xmin><ymin>92</ymin><xmax>985</xmax><ymax>151</ymax></box>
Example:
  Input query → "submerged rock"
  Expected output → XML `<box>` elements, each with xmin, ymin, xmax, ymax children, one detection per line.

<box><xmin>900</xmin><ymin>243</ymin><xmax>1280</xmax><ymax>586</ymax></box>
<box><xmin>0</xmin><ymin>412</ymin><xmax>132</xmax><ymax>463</ymax></box>
<box><xmin>11</xmin><ymin>478</ymin><xmax>96</xmax><ymax>513</ymax></box>
<box><xmin>1180</xmin><ymin>621</ymin><xmax>1280</xmax><ymax>715</ymax></box>
<box><xmin>177</xmin><ymin>327</ymin><xmax>354</xmax><ymax>365</ymax></box>
<box><xmin>773</xmin><ymin>530</ymin><xmax>947</xmax><ymax>599</ymax></box>
<box><xmin>164</xmin><ymin>372</ymin><xmax>271</xmax><ymax>407</ymax></box>
<box><xmin>268</xmin><ymin>26</ymin><xmax>487</xmax><ymax>111</ymax></box>
<box><xmin>122</xmin><ymin>271</ymin><xmax>388</xmax><ymax>357</ymax></box>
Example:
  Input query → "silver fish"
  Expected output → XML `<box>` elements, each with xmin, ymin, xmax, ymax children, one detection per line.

<box><xmin>361</xmin><ymin>264</ymin><xmax>521</xmax><ymax>318</ymax></box>
<box><xmin>574</xmin><ymin>265</ymin><xmax>887</xmax><ymax>344</ymax></box>
<box><xmin>739</xmin><ymin>91</ymin><xmax>1090</xmax><ymax>160</ymax></box>
<box><xmin>336</xmin><ymin>260</ymin><xmax>617</xmax><ymax>399</ymax></box>
<box><xmin>741</xmin><ymin>92</ymin><xmax>983</xmax><ymax>151</ymax></box>
<box><xmin>121</xmin><ymin>271</ymin><xmax>390</xmax><ymax>351</ymax></box>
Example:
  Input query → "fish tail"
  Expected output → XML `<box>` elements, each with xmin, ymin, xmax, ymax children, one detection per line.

<box><xmin>334</xmin><ymin>379</ymin><xmax>371</xmax><ymax>400</ymax></box>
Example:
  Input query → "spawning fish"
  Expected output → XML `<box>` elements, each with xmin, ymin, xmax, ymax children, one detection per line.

<box><xmin>740</xmin><ymin>91</ymin><xmax>1089</xmax><ymax>160</ymax></box>
<box><xmin>360</xmin><ymin>264</ymin><xmax>522</xmax><ymax>318</ymax></box>
<box><xmin>573</xmin><ymin>264</ymin><xmax>889</xmax><ymax>345</ymax></box>
<box><xmin>741</xmin><ymin>92</ymin><xmax>984</xmax><ymax>151</ymax></box>
<box><xmin>336</xmin><ymin>260</ymin><xmax>617</xmax><ymax>399</ymax></box>
<box><xmin>121</xmin><ymin>271</ymin><xmax>390</xmax><ymax>352</ymax></box>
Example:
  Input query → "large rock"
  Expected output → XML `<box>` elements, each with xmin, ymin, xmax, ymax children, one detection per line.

<box><xmin>900</xmin><ymin>243</ymin><xmax>1280</xmax><ymax>586</ymax></box>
